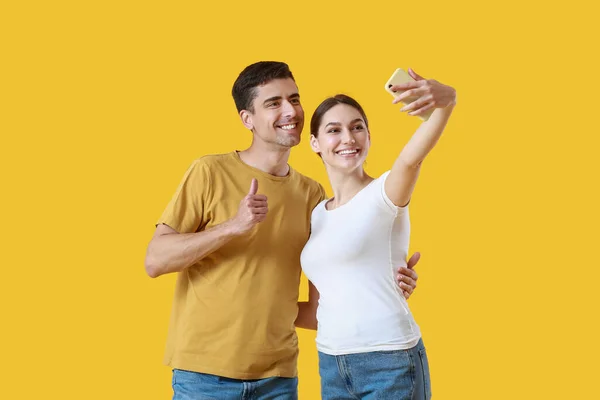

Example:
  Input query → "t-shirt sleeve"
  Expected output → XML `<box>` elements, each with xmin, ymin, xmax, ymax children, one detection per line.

<box><xmin>309</xmin><ymin>182</ymin><xmax>328</xmax><ymax>211</ymax></box>
<box><xmin>377</xmin><ymin>170</ymin><xmax>408</xmax><ymax>215</ymax></box>
<box><xmin>317</xmin><ymin>183</ymin><xmax>328</xmax><ymax>203</ymax></box>
<box><xmin>156</xmin><ymin>160</ymin><xmax>210</xmax><ymax>233</ymax></box>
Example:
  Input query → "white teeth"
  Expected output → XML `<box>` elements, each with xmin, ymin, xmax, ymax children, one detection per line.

<box><xmin>280</xmin><ymin>124</ymin><xmax>296</xmax><ymax>130</ymax></box>
<box><xmin>337</xmin><ymin>149</ymin><xmax>358</xmax><ymax>155</ymax></box>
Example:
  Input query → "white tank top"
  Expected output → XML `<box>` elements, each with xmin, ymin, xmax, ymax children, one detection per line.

<box><xmin>300</xmin><ymin>171</ymin><xmax>421</xmax><ymax>355</ymax></box>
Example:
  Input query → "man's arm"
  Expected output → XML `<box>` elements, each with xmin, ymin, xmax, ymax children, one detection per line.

<box><xmin>295</xmin><ymin>281</ymin><xmax>319</xmax><ymax>330</ymax></box>
<box><xmin>144</xmin><ymin>222</ymin><xmax>241</xmax><ymax>278</ymax></box>
<box><xmin>145</xmin><ymin>178</ymin><xmax>268</xmax><ymax>278</ymax></box>
<box><xmin>294</xmin><ymin>252</ymin><xmax>422</xmax><ymax>330</ymax></box>
<box><xmin>396</xmin><ymin>252</ymin><xmax>421</xmax><ymax>299</ymax></box>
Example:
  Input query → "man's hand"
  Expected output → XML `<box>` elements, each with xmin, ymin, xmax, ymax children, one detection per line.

<box><xmin>229</xmin><ymin>178</ymin><xmax>268</xmax><ymax>235</ymax></box>
<box><xmin>397</xmin><ymin>252</ymin><xmax>420</xmax><ymax>299</ymax></box>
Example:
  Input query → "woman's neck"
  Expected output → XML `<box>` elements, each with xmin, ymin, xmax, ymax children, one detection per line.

<box><xmin>325</xmin><ymin>166</ymin><xmax>373</xmax><ymax>209</ymax></box>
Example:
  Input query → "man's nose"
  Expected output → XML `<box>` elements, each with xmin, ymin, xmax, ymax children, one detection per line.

<box><xmin>282</xmin><ymin>101</ymin><xmax>297</xmax><ymax>118</ymax></box>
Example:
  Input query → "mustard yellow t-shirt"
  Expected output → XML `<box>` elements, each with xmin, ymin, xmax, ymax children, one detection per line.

<box><xmin>157</xmin><ymin>151</ymin><xmax>325</xmax><ymax>379</ymax></box>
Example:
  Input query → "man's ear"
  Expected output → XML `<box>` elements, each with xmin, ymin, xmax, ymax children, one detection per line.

<box><xmin>240</xmin><ymin>109</ymin><xmax>254</xmax><ymax>131</ymax></box>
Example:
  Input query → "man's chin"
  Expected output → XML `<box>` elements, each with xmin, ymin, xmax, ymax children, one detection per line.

<box><xmin>276</xmin><ymin>135</ymin><xmax>301</xmax><ymax>148</ymax></box>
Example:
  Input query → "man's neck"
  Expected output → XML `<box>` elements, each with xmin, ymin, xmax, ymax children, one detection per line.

<box><xmin>238</xmin><ymin>144</ymin><xmax>291</xmax><ymax>177</ymax></box>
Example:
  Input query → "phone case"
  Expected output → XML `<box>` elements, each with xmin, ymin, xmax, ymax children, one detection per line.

<box><xmin>384</xmin><ymin>68</ymin><xmax>432</xmax><ymax>121</ymax></box>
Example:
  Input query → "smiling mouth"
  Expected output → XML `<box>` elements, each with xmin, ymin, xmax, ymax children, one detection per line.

<box><xmin>277</xmin><ymin>123</ymin><xmax>297</xmax><ymax>130</ymax></box>
<box><xmin>336</xmin><ymin>149</ymin><xmax>360</xmax><ymax>155</ymax></box>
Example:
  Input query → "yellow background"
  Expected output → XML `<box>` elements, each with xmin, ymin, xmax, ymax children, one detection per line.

<box><xmin>1</xmin><ymin>0</ymin><xmax>599</xmax><ymax>398</ymax></box>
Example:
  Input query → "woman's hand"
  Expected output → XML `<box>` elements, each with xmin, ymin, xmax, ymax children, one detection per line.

<box><xmin>391</xmin><ymin>68</ymin><xmax>457</xmax><ymax>117</ymax></box>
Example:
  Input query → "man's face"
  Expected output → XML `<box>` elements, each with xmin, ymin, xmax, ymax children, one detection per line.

<box><xmin>241</xmin><ymin>78</ymin><xmax>304</xmax><ymax>148</ymax></box>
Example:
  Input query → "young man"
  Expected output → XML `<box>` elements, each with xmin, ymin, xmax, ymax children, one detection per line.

<box><xmin>145</xmin><ymin>61</ymin><xmax>420</xmax><ymax>399</ymax></box>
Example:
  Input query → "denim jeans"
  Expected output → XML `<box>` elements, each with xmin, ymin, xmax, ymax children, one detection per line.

<box><xmin>172</xmin><ymin>369</ymin><xmax>298</xmax><ymax>400</ymax></box>
<box><xmin>318</xmin><ymin>338</ymin><xmax>431</xmax><ymax>400</ymax></box>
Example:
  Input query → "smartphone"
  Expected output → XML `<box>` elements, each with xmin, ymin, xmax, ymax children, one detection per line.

<box><xmin>384</xmin><ymin>68</ymin><xmax>432</xmax><ymax>121</ymax></box>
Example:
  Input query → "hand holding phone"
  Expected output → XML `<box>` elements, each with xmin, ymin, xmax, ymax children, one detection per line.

<box><xmin>384</xmin><ymin>68</ymin><xmax>433</xmax><ymax>121</ymax></box>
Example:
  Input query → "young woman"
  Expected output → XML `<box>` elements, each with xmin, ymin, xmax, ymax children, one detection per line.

<box><xmin>300</xmin><ymin>69</ymin><xmax>456</xmax><ymax>400</ymax></box>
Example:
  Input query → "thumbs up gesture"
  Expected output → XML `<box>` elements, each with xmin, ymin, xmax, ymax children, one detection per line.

<box><xmin>231</xmin><ymin>178</ymin><xmax>269</xmax><ymax>235</ymax></box>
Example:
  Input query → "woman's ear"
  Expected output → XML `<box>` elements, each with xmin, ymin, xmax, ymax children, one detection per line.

<box><xmin>310</xmin><ymin>134</ymin><xmax>321</xmax><ymax>154</ymax></box>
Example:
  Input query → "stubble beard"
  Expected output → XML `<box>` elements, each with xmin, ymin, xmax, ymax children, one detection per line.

<box><xmin>275</xmin><ymin>133</ymin><xmax>301</xmax><ymax>148</ymax></box>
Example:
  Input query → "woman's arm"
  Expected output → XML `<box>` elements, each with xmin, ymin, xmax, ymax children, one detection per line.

<box><xmin>385</xmin><ymin>69</ymin><xmax>457</xmax><ymax>206</ymax></box>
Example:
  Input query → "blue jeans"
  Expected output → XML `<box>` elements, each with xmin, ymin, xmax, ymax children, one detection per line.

<box><xmin>172</xmin><ymin>369</ymin><xmax>298</xmax><ymax>400</ymax></box>
<box><xmin>318</xmin><ymin>339</ymin><xmax>431</xmax><ymax>400</ymax></box>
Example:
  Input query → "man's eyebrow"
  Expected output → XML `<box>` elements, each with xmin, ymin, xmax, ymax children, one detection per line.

<box><xmin>263</xmin><ymin>93</ymin><xmax>300</xmax><ymax>105</ymax></box>
<box><xmin>263</xmin><ymin>96</ymin><xmax>282</xmax><ymax>105</ymax></box>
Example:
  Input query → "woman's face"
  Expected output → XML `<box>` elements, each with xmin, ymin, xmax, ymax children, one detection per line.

<box><xmin>310</xmin><ymin>103</ymin><xmax>370</xmax><ymax>171</ymax></box>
